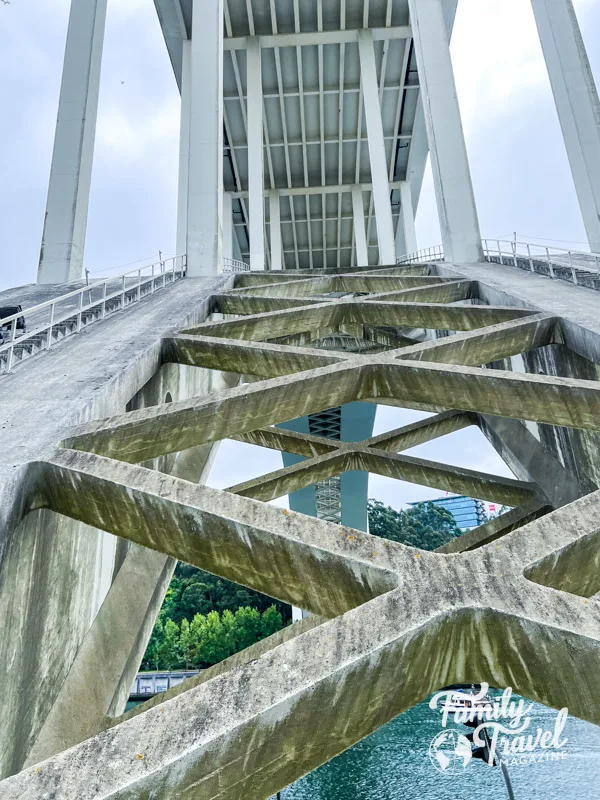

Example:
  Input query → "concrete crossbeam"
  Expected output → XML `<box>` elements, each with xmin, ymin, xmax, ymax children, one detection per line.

<box><xmin>229</xmin><ymin>445</ymin><xmax>537</xmax><ymax>507</ymax></box>
<box><xmin>231</xmin><ymin>274</ymin><xmax>447</xmax><ymax>299</ymax></box>
<box><xmin>187</xmin><ymin>300</ymin><xmax>534</xmax><ymax>343</ymax></box>
<box><xmin>437</xmin><ymin>501</ymin><xmax>551</xmax><ymax>554</ymax></box>
<box><xmin>163</xmin><ymin>335</ymin><xmax>344</xmax><ymax>378</ymax></box>
<box><xmin>24</xmin><ymin>546</ymin><xmax>175</xmax><ymax>766</ymax></box>
<box><xmin>367</xmin><ymin>410</ymin><xmax>476</xmax><ymax>451</ymax></box>
<box><xmin>395</xmin><ymin>313</ymin><xmax>558</xmax><ymax>366</ymax></box>
<box><xmin>40</xmin><ymin>451</ymin><xmax>397</xmax><ymax>617</ymax></box>
<box><xmin>230</xmin><ymin>264</ymin><xmax>430</xmax><ymax>289</ymax></box>
<box><xmin>360</xmin><ymin>450</ymin><xmax>538</xmax><ymax>507</ymax></box>
<box><xmin>346</xmin><ymin>302</ymin><xmax>535</xmax><ymax>331</ymax></box>
<box><xmin>63</xmin><ymin>363</ymin><xmax>366</xmax><ymax>462</ymax></box>
<box><xmin>366</xmin><ymin>280</ymin><xmax>474</xmax><ymax>304</ymax></box>
<box><xmin>379</xmin><ymin>361</ymin><xmax>600</xmax><ymax>431</ymax></box>
<box><xmin>235</xmin><ymin>427</ymin><xmax>340</xmax><ymax>458</ymax></box>
<box><xmin>229</xmin><ymin>451</ymin><xmax>354</xmax><ymax>502</ymax></box>
<box><xmin>235</xmin><ymin>411</ymin><xmax>475</xmax><ymax>459</ymax></box>
<box><xmin>210</xmin><ymin>294</ymin><xmax>324</xmax><ymax>315</ymax></box>
<box><xmin>64</xmin><ymin>354</ymin><xmax>600</xmax><ymax>465</ymax></box>
<box><xmin>186</xmin><ymin>302</ymin><xmax>342</xmax><ymax>341</ymax></box>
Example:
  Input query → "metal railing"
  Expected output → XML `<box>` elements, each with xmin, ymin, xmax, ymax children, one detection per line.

<box><xmin>397</xmin><ymin>239</ymin><xmax>600</xmax><ymax>289</ymax></box>
<box><xmin>482</xmin><ymin>239</ymin><xmax>600</xmax><ymax>284</ymax></box>
<box><xmin>223</xmin><ymin>257</ymin><xmax>250</xmax><ymax>273</ymax></box>
<box><xmin>0</xmin><ymin>255</ymin><xmax>186</xmax><ymax>374</ymax></box>
<box><xmin>396</xmin><ymin>245</ymin><xmax>444</xmax><ymax>265</ymax></box>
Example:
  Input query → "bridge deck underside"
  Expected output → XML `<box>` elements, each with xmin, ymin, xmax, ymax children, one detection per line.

<box><xmin>2</xmin><ymin>261</ymin><xmax>600</xmax><ymax>798</ymax></box>
<box><xmin>155</xmin><ymin>0</ymin><xmax>455</xmax><ymax>268</ymax></box>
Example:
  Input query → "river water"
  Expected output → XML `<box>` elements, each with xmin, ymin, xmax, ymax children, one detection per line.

<box><xmin>279</xmin><ymin>696</ymin><xmax>600</xmax><ymax>800</ymax></box>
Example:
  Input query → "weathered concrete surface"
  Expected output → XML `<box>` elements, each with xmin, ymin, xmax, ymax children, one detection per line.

<box><xmin>436</xmin><ymin>500</ymin><xmax>551</xmax><ymax>553</ymax></box>
<box><xmin>40</xmin><ymin>451</ymin><xmax>398</xmax><ymax>618</ymax></box>
<box><xmin>439</xmin><ymin>261</ymin><xmax>600</xmax><ymax>498</ymax></box>
<box><xmin>0</xmin><ymin>276</ymin><xmax>229</xmax><ymax>777</ymax></box>
<box><xmin>366</xmin><ymin>278</ymin><xmax>474</xmax><ymax>303</ymax></box>
<box><xmin>63</xmin><ymin>355</ymin><xmax>600</xmax><ymax>466</ymax></box>
<box><xmin>3</xmin><ymin>476</ymin><xmax>600</xmax><ymax>799</ymax></box>
<box><xmin>164</xmin><ymin>334</ymin><xmax>343</xmax><ymax>378</ymax></box>
<box><xmin>228</xmin><ymin>444</ymin><xmax>538</xmax><ymax>507</ymax></box>
<box><xmin>3</xmin><ymin>260</ymin><xmax>600</xmax><ymax>798</ymax></box>
<box><xmin>188</xmin><ymin>298</ymin><xmax>534</xmax><ymax>342</ymax></box>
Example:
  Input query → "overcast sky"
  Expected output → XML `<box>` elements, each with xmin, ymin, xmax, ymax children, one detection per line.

<box><xmin>1</xmin><ymin>0</ymin><xmax>598</xmax><ymax>512</ymax></box>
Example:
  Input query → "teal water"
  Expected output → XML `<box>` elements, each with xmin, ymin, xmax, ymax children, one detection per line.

<box><xmin>280</xmin><ymin>698</ymin><xmax>600</xmax><ymax>800</ymax></box>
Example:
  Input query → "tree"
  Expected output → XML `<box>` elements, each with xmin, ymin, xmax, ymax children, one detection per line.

<box><xmin>260</xmin><ymin>606</ymin><xmax>283</xmax><ymax>639</ymax></box>
<box><xmin>195</xmin><ymin>611</ymin><xmax>234</xmax><ymax>666</ymax></box>
<box><xmin>232</xmin><ymin>607</ymin><xmax>261</xmax><ymax>651</ymax></box>
<box><xmin>179</xmin><ymin>618</ymin><xmax>195</xmax><ymax>669</ymax></box>
<box><xmin>142</xmin><ymin>617</ymin><xmax>163</xmax><ymax>671</ymax></box>
<box><xmin>142</xmin><ymin>604</ymin><xmax>286</xmax><ymax>671</ymax></box>
<box><xmin>157</xmin><ymin>619</ymin><xmax>182</xmax><ymax>670</ymax></box>
<box><xmin>367</xmin><ymin>500</ymin><xmax>462</xmax><ymax>551</ymax></box>
<box><xmin>158</xmin><ymin>564</ymin><xmax>292</xmax><ymax>626</ymax></box>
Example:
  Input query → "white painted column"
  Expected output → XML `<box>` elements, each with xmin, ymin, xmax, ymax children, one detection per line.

<box><xmin>247</xmin><ymin>37</ymin><xmax>266</xmax><ymax>271</ymax></box>
<box><xmin>399</xmin><ymin>181</ymin><xmax>418</xmax><ymax>256</ymax></box>
<box><xmin>222</xmin><ymin>192</ymin><xmax>233</xmax><ymax>262</ymax></box>
<box><xmin>408</xmin><ymin>0</ymin><xmax>483</xmax><ymax>263</ymax></box>
<box><xmin>176</xmin><ymin>40</ymin><xmax>192</xmax><ymax>259</ymax></box>
<box><xmin>187</xmin><ymin>0</ymin><xmax>224</xmax><ymax>275</ymax></box>
<box><xmin>352</xmin><ymin>186</ymin><xmax>369</xmax><ymax>266</ymax></box>
<box><xmin>270</xmin><ymin>193</ymin><xmax>283</xmax><ymax>270</ymax></box>
<box><xmin>395</xmin><ymin>216</ymin><xmax>407</xmax><ymax>261</ymax></box>
<box><xmin>531</xmin><ymin>0</ymin><xmax>600</xmax><ymax>253</ymax></box>
<box><xmin>37</xmin><ymin>0</ymin><xmax>108</xmax><ymax>284</ymax></box>
<box><xmin>358</xmin><ymin>30</ymin><xmax>397</xmax><ymax>266</ymax></box>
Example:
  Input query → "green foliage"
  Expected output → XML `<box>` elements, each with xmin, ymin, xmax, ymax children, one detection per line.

<box><xmin>367</xmin><ymin>499</ymin><xmax>462</xmax><ymax>551</ymax></box>
<box><xmin>158</xmin><ymin>564</ymin><xmax>291</xmax><ymax>626</ymax></box>
<box><xmin>141</xmin><ymin>604</ymin><xmax>284</xmax><ymax>671</ymax></box>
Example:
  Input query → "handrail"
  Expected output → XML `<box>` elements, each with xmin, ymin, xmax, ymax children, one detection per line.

<box><xmin>397</xmin><ymin>239</ymin><xmax>600</xmax><ymax>286</ymax></box>
<box><xmin>223</xmin><ymin>257</ymin><xmax>250</xmax><ymax>273</ymax></box>
<box><xmin>397</xmin><ymin>245</ymin><xmax>444</xmax><ymax>264</ymax></box>
<box><xmin>482</xmin><ymin>238</ymin><xmax>600</xmax><ymax>282</ymax></box>
<box><xmin>0</xmin><ymin>254</ymin><xmax>187</xmax><ymax>373</ymax></box>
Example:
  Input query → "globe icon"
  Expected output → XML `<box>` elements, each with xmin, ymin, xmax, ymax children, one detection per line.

<box><xmin>429</xmin><ymin>730</ymin><xmax>473</xmax><ymax>774</ymax></box>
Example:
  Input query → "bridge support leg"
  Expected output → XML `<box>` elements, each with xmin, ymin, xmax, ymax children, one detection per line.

<box><xmin>399</xmin><ymin>181</ymin><xmax>418</xmax><ymax>257</ymax></box>
<box><xmin>37</xmin><ymin>0</ymin><xmax>108</xmax><ymax>284</ymax></box>
<box><xmin>531</xmin><ymin>0</ymin><xmax>600</xmax><ymax>254</ymax></box>
<box><xmin>270</xmin><ymin>193</ymin><xmax>283</xmax><ymax>270</ymax></box>
<box><xmin>358</xmin><ymin>31</ymin><xmax>397</xmax><ymax>266</ymax></box>
<box><xmin>408</xmin><ymin>0</ymin><xmax>483</xmax><ymax>264</ymax></box>
<box><xmin>352</xmin><ymin>186</ymin><xmax>370</xmax><ymax>267</ymax></box>
<box><xmin>248</xmin><ymin>37</ymin><xmax>266</xmax><ymax>271</ymax></box>
<box><xmin>223</xmin><ymin>192</ymin><xmax>234</xmax><ymax>263</ymax></box>
<box><xmin>176</xmin><ymin>40</ymin><xmax>192</xmax><ymax>260</ymax></box>
<box><xmin>187</xmin><ymin>0</ymin><xmax>224</xmax><ymax>276</ymax></box>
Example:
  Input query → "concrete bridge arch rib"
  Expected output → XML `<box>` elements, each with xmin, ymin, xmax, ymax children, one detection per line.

<box><xmin>2</xmin><ymin>259</ymin><xmax>600</xmax><ymax>798</ymax></box>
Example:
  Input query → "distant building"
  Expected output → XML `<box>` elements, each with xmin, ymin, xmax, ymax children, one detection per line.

<box><xmin>410</xmin><ymin>496</ymin><xmax>487</xmax><ymax>531</ymax></box>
